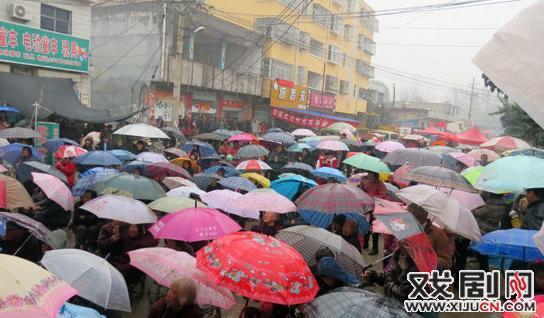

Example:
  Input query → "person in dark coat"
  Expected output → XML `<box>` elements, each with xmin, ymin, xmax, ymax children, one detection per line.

<box><xmin>132</xmin><ymin>140</ymin><xmax>148</xmax><ymax>155</ymax></box>
<box><xmin>315</xmin><ymin>256</ymin><xmax>359</xmax><ymax>296</ymax></box>
<box><xmin>33</xmin><ymin>199</ymin><xmax>70</xmax><ymax>231</ymax></box>
<box><xmin>96</xmin><ymin>135</ymin><xmax>113</xmax><ymax>151</ymax></box>
<box><xmin>252</xmin><ymin>212</ymin><xmax>283</xmax><ymax>237</ymax></box>
<box><xmin>522</xmin><ymin>188</ymin><xmax>544</xmax><ymax>230</ymax></box>
<box><xmin>72</xmin><ymin>190</ymin><xmax>100</xmax><ymax>250</ymax></box>
<box><xmin>148</xmin><ymin>277</ymin><xmax>203</xmax><ymax>318</ymax></box>
<box><xmin>298</xmin><ymin>148</ymin><xmax>314</xmax><ymax>167</ymax></box>
<box><xmin>342</xmin><ymin>219</ymin><xmax>361</xmax><ymax>252</ymax></box>
<box><xmin>0</xmin><ymin>223</ymin><xmax>41</xmax><ymax>263</ymax></box>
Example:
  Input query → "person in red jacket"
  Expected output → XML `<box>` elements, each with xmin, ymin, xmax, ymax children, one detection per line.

<box><xmin>55</xmin><ymin>157</ymin><xmax>77</xmax><ymax>188</ymax></box>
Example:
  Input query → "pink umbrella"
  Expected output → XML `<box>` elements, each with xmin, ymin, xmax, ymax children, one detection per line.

<box><xmin>467</xmin><ymin>149</ymin><xmax>500</xmax><ymax>162</ymax></box>
<box><xmin>200</xmin><ymin>189</ymin><xmax>251</xmax><ymax>216</ymax></box>
<box><xmin>55</xmin><ymin>145</ymin><xmax>87</xmax><ymax>159</ymax></box>
<box><xmin>376</xmin><ymin>141</ymin><xmax>405</xmax><ymax>153</ymax></box>
<box><xmin>372</xmin><ymin>198</ymin><xmax>409</xmax><ymax>235</ymax></box>
<box><xmin>0</xmin><ymin>164</ymin><xmax>7</xmax><ymax>173</ymax></box>
<box><xmin>291</xmin><ymin>129</ymin><xmax>316</xmax><ymax>137</ymax></box>
<box><xmin>149</xmin><ymin>207</ymin><xmax>241</xmax><ymax>242</ymax></box>
<box><xmin>227</xmin><ymin>191</ymin><xmax>296</xmax><ymax>215</ymax></box>
<box><xmin>128</xmin><ymin>247</ymin><xmax>235</xmax><ymax>309</ymax></box>
<box><xmin>339</xmin><ymin>129</ymin><xmax>355</xmax><ymax>140</ymax></box>
<box><xmin>447</xmin><ymin>152</ymin><xmax>479</xmax><ymax>167</ymax></box>
<box><xmin>347</xmin><ymin>173</ymin><xmax>368</xmax><ymax>187</ymax></box>
<box><xmin>315</xmin><ymin>140</ymin><xmax>349</xmax><ymax>151</ymax></box>
<box><xmin>227</xmin><ymin>133</ymin><xmax>258</xmax><ymax>142</ymax></box>
<box><xmin>392</xmin><ymin>164</ymin><xmax>414</xmax><ymax>188</ymax></box>
<box><xmin>31</xmin><ymin>172</ymin><xmax>74</xmax><ymax>211</ymax></box>
<box><xmin>435</xmin><ymin>186</ymin><xmax>485</xmax><ymax>210</ymax></box>
<box><xmin>235</xmin><ymin>159</ymin><xmax>271</xmax><ymax>171</ymax></box>
<box><xmin>481</xmin><ymin>136</ymin><xmax>531</xmax><ymax>152</ymax></box>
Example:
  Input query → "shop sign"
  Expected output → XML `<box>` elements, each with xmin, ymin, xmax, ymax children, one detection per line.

<box><xmin>192</xmin><ymin>102</ymin><xmax>216</xmax><ymax>114</ymax></box>
<box><xmin>219</xmin><ymin>99</ymin><xmax>243</xmax><ymax>109</ymax></box>
<box><xmin>272</xmin><ymin>108</ymin><xmax>334</xmax><ymax>129</ymax></box>
<box><xmin>270</xmin><ymin>79</ymin><xmax>307</xmax><ymax>109</ymax></box>
<box><xmin>309</xmin><ymin>91</ymin><xmax>336</xmax><ymax>110</ymax></box>
<box><xmin>0</xmin><ymin>20</ymin><xmax>89</xmax><ymax>73</ymax></box>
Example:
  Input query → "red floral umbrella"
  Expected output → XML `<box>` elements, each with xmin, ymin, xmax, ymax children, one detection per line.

<box><xmin>196</xmin><ymin>231</ymin><xmax>318</xmax><ymax>305</ymax></box>
<box><xmin>227</xmin><ymin>133</ymin><xmax>258</xmax><ymax>142</ymax></box>
<box><xmin>55</xmin><ymin>145</ymin><xmax>87</xmax><ymax>159</ymax></box>
<box><xmin>145</xmin><ymin>162</ymin><xmax>191</xmax><ymax>180</ymax></box>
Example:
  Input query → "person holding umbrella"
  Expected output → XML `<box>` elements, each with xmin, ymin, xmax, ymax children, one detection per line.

<box><xmin>148</xmin><ymin>277</ymin><xmax>203</xmax><ymax>318</ymax></box>
<box><xmin>55</xmin><ymin>156</ymin><xmax>77</xmax><ymax>188</ymax></box>
<box><xmin>522</xmin><ymin>188</ymin><xmax>544</xmax><ymax>230</ymax></box>
<box><xmin>359</xmin><ymin>171</ymin><xmax>389</xmax><ymax>256</ymax></box>
<box><xmin>14</xmin><ymin>145</ymin><xmax>35</xmax><ymax>193</ymax></box>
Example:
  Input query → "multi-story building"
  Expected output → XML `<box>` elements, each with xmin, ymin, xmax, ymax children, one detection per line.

<box><xmin>384</xmin><ymin>101</ymin><xmax>466</xmax><ymax>129</ymax></box>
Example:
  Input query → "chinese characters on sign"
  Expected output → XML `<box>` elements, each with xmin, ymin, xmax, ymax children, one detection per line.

<box><xmin>0</xmin><ymin>21</ymin><xmax>89</xmax><ymax>73</ymax></box>
<box><xmin>219</xmin><ymin>99</ymin><xmax>243</xmax><ymax>109</ymax></box>
<box><xmin>271</xmin><ymin>107</ymin><xmax>335</xmax><ymax>129</ymax></box>
<box><xmin>270</xmin><ymin>79</ymin><xmax>308</xmax><ymax>109</ymax></box>
<box><xmin>309</xmin><ymin>91</ymin><xmax>336</xmax><ymax>110</ymax></box>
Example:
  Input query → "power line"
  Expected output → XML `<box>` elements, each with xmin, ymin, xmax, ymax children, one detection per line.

<box><xmin>380</xmin><ymin>26</ymin><xmax>498</xmax><ymax>30</ymax></box>
<box><xmin>379</xmin><ymin>43</ymin><xmax>483</xmax><ymax>48</ymax></box>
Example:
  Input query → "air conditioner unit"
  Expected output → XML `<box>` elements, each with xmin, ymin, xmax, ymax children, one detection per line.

<box><xmin>9</xmin><ymin>2</ymin><xmax>32</xmax><ymax>21</ymax></box>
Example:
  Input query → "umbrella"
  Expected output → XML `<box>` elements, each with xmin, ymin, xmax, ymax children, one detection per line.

<box><xmin>467</xmin><ymin>149</ymin><xmax>501</xmax><ymax>162</ymax></box>
<box><xmin>299</xmin><ymin>287</ymin><xmax>417</xmax><ymax>318</ymax></box>
<box><xmin>204</xmin><ymin>165</ymin><xmax>240</xmax><ymax>177</ymax></box>
<box><xmin>0</xmin><ymin>174</ymin><xmax>34</xmax><ymax>209</ymax></box>
<box><xmin>402</xmin><ymin>166</ymin><xmax>476</xmax><ymax>192</ymax></box>
<box><xmin>461</xmin><ymin>166</ymin><xmax>484</xmax><ymax>186</ymax></box>
<box><xmin>162</xmin><ymin>176</ymin><xmax>197</xmax><ymax>189</ymax></box>
<box><xmin>72</xmin><ymin>169</ymin><xmax>120</xmax><ymax>197</ymax></box>
<box><xmin>148</xmin><ymin>197</ymin><xmax>205</xmax><ymax>213</ymax></box>
<box><xmin>261</xmin><ymin>132</ymin><xmax>296</xmax><ymax>146</ymax></box>
<box><xmin>128</xmin><ymin>248</ymin><xmax>235</xmax><ymax>309</ymax></box>
<box><xmin>196</xmin><ymin>231</ymin><xmax>318</xmax><ymax>305</ymax></box>
<box><xmin>57</xmin><ymin>303</ymin><xmax>106</xmax><ymax>318</ymax></box>
<box><xmin>122</xmin><ymin>160</ymin><xmax>149</xmax><ymax>173</ymax></box>
<box><xmin>508</xmin><ymin>147</ymin><xmax>544</xmax><ymax>159</ymax></box>
<box><xmin>236</xmin><ymin>159</ymin><xmax>271</xmax><ymax>171</ymax></box>
<box><xmin>436</xmin><ymin>187</ymin><xmax>485</xmax><ymax>210</ymax></box>
<box><xmin>401</xmin><ymin>134</ymin><xmax>429</xmax><ymax>143</ymax></box>
<box><xmin>135</xmin><ymin>152</ymin><xmax>168</xmax><ymax>163</ymax></box>
<box><xmin>428</xmin><ymin>146</ymin><xmax>456</xmax><ymax>154</ymax></box>
<box><xmin>107</xmin><ymin>149</ymin><xmax>136</xmax><ymax>161</ymax></box>
<box><xmin>296</xmin><ymin>183</ymin><xmax>375</xmax><ymax>214</ymax></box>
<box><xmin>277</xmin><ymin>225</ymin><xmax>365</xmax><ymax>277</ymax></box>
<box><xmin>72</xmin><ymin>151</ymin><xmax>122</xmax><ymax>166</ymax></box>
<box><xmin>55</xmin><ymin>145</ymin><xmax>87</xmax><ymax>159</ymax></box>
<box><xmin>287</xmin><ymin>143</ymin><xmax>313</xmax><ymax>153</ymax></box>
<box><xmin>443</xmin><ymin>152</ymin><xmax>479</xmax><ymax>168</ymax></box>
<box><xmin>315</xmin><ymin>140</ymin><xmax>349</xmax><ymax>152</ymax></box>
<box><xmin>193</xmin><ymin>132</ymin><xmax>227</xmax><ymax>141</ymax></box>
<box><xmin>41</xmin><ymin>249</ymin><xmax>131</xmax><ymax>312</ymax></box>
<box><xmin>343</xmin><ymin>153</ymin><xmax>391</xmax><ymax>174</ymax></box>
<box><xmin>0</xmin><ymin>254</ymin><xmax>77</xmax><ymax>318</ymax></box>
<box><xmin>23</xmin><ymin>161</ymin><xmax>68</xmax><ymax>183</ymax></box>
<box><xmin>383</xmin><ymin>148</ymin><xmax>443</xmax><ymax>167</ymax></box>
<box><xmin>171</xmin><ymin>157</ymin><xmax>201</xmax><ymax>172</ymax></box>
<box><xmin>311</xmin><ymin>167</ymin><xmax>347</xmax><ymax>183</ymax></box>
<box><xmin>164</xmin><ymin>147</ymin><xmax>188</xmax><ymax>158</ymax></box>
<box><xmin>150</xmin><ymin>207</ymin><xmax>241</xmax><ymax>242</ymax></box>
<box><xmin>219</xmin><ymin>176</ymin><xmax>258</xmax><ymax>192</ymax></box>
<box><xmin>346</xmin><ymin>173</ymin><xmax>367</xmax><ymax>187</ymax></box>
<box><xmin>481</xmin><ymin>136</ymin><xmax>531</xmax><ymax>152</ymax></box>
<box><xmin>292</xmin><ymin>129</ymin><xmax>316</xmax><ymax>137</ymax></box>
<box><xmin>475</xmin><ymin>156</ymin><xmax>544</xmax><ymax>193</ymax></box>
<box><xmin>200</xmin><ymin>189</ymin><xmax>255</xmax><ymax>217</ymax></box>
<box><xmin>471</xmin><ymin>229</ymin><xmax>542</xmax><ymax>262</ymax></box>
<box><xmin>167</xmin><ymin>186</ymin><xmax>207</xmax><ymax>198</ymax></box>
<box><xmin>80</xmin><ymin>195</ymin><xmax>157</xmax><ymax>224</ymax></box>
<box><xmin>212</xmin><ymin>129</ymin><xmax>235</xmax><ymax>137</ymax></box>
<box><xmin>90</xmin><ymin>173</ymin><xmax>166</xmax><ymax>201</ymax></box>
<box><xmin>113</xmin><ymin>123</ymin><xmax>169</xmax><ymax>139</ymax></box>
<box><xmin>42</xmin><ymin>138</ymin><xmax>78</xmax><ymax>153</ymax></box>
<box><xmin>161</xmin><ymin>126</ymin><xmax>185</xmax><ymax>138</ymax></box>
<box><xmin>0</xmin><ymin>143</ymin><xmax>43</xmax><ymax>165</ymax></box>
<box><xmin>391</xmin><ymin>164</ymin><xmax>413</xmax><ymax>188</ymax></box>
<box><xmin>32</xmin><ymin>173</ymin><xmax>74</xmax><ymax>211</ymax></box>
<box><xmin>241</xmin><ymin>172</ymin><xmax>270</xmax><ymax>188</ymax></box>
<box><xmin>227</xmin><ymin>190</ymin><xmax>296</xmax><ymax>215</ymax></box>
<box><xmin>325</xmin><ymin>122</ymin><xmax>356</xmax><ymax>133</ymax></box>
<box><xmin>236</xmin><ymin>145</ymin><xmax>270</xmax><ymax>159</ymax></box>
<box><xmin>281</xmin><ymin>162</ymin><xmax>314</xmax><ymax>173</ymax></box>
<box><xmin>267</xmin><ymin>127</ymin><xmax>283</xmax><ymax>133</ymax></box>
<box><xmin>0</xmin><ymin>127</ymin><xmax>40</xmax><ymax>139</ymax></box>
<box><xmin>533</xmin><ymin>224</ymin><xmax>544</xmax><ymax>256</ymax></box>
<box><xmin>82</xmin><ymin>132</ymin><xmax>100</xmax><ymax>147</ymax></box>
<box><xmin>375</xmin><ymin>141</ymin><xmax>405</xmax><ymax>153</ymax></box>
<box><xmin>227</xmin><ymin>132</ymin><xmax>257</xmax><ymax>142</ymax></box>
<box><xmin>0</xmin><ymin>211</ymin><xmax>50</xmax><ymax>243</ymax></box>
<box><xmin>191</xmin><ymin>173</ymin><xmax>222</xmax><ymax>191</ymax></box>
<box><xmin>182</xmin><ymin>141</ymin><xmax>217</xmax><ymax>157</ymax></box>
<box><xmin>145</xmin><ymin>162</ymin><xmax>191</xmax><ymax>180</ymax></box>
<box><xmin>397</xmin><ymin>185</ymin><xmax>481</xmax><ymax>241</ymax></box>
<box><xmin>0</xmin><ymin>138</ymin><xmax>8</xmax><ymax>147</ymax></box>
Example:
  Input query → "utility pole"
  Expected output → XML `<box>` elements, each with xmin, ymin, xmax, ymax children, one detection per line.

<box><xmin>467</xmin><ymin>78</ymin><xmax>475</xmax><ymax>126</ymax></box>
<box><xmin>392</xmin><ymin>83</ymin><xmax>396</xmax><ymax>107</ymax></box>
<box><xmin>159</xmin><ymin>3</ymin><xmax>168</xmax><ymax>80</ymax></box>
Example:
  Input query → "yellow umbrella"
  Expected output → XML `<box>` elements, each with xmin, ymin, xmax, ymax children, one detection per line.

<box><xmin>0</xmin><ymin>174</ymin><xmax>34</xmax><ymax>210</ymax></box>
<box><xmin>241</xmin><ymin>172</ymin><xmax>270</xmax><ymax>188</ymax></box>
<box><xmin>0</xmin><ymin>254</ymin><xmax>77</xmax><ymax>317</ymax></box>
<box><xmin>148</xmin><ymin>197</ymin><xmax>205</xmax><ymax>213</ymax></box>
<box><xmin>170</xmin><ymin>157</ymin><xmax>201</xmax><ymax>172</ymax></box>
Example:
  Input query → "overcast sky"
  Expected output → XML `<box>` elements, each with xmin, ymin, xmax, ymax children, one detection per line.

<box><xmin>364</xmin><ymin>0</ymin><xmax>537</xmax><ymax>102</ymax></box>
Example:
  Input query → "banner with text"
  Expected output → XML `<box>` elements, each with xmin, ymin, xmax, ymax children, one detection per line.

<box><xmin>309</xmin><ymin>91</ymin><xmax>336</xmax><ymax>110</ymax></box>
<box><xmin>270</xmin><ymin>79</ymin><xmax>308</xmax><ymax>109</ymax></box>
<box><xmin>272</xmin><ymin>107</ymin><xmax>335</xmax><ymax>129</ymax></box>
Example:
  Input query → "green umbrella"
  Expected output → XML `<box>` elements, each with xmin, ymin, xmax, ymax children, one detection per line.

<box><xmin>90</xmin><ymin>173</ymin><xmax>166</xmax><ymax>201</ymax></box>
<box><xmin>475</xmin><ymin>155</ymin><xmax>544</xmax><ymax>194</ymax></box>
<box><xmin>287</xmin><ymin>143</ymin><xmax>312</xmax><ymax>153</ymax></box>
<box><xmin>343</xmin><ymin>153</ymin><xmax>391</xmax><ymax>174</ymax></box>
<box><xmin>461</xmin><ymin>166</ymin><xmax>483</xmax><ymax>185</ymax></box>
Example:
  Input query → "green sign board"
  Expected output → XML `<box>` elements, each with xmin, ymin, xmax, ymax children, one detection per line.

<box><xmin>0</xmin><ymin>20</ymin><xmax>89</xmax><ymax>73</ymax></box>
<box><xmin>36</xmin><ymin>122</ymin><xmax>60</xmax><ymax>164</ymax></box>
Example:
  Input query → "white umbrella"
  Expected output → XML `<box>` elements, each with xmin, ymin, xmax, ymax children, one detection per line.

<box><xmin>114</xmin><ymin>123</ymin><xmax>170</xmax><ymax>139</ymax></box>
<box><xmin>291</xmin><ymin>129</ymin><xmax>316</xmax><ymax>137</ymax></box>
<box><xmin>166</xmin><ymin>186</ymin><xmax>207</xmax><ymax>198</ymax></box>
<box><xmin>534</xmin><ymin>223</ymin><xmax>544</xmax><ymax>255</ymax></box>
<box><xmin>135</xmin><ymin>152</ymin><xmax>168</xmax><ymax>163</ymax></box>
<box><xmin>162</xmin><ymin>176</ymin><xmax>197</xmax><ymax>189</ymax></box>
<box><xmin>200</xmin><ymin>189</ymin><xmax>242</xmax><ymax>211</ymax></box>
<box><xmin>41</xmin><ymin>249</ymin><xmax>131</xmax><ymax>312</ymax></box>
<box><xmin>80</xmin><ymin>195</ymin><xmax>158</xmax><ymax>224</ymax></box>
<box><xmin>397</xmin><ymin>185</ymin><xmax>482</xmax><ymax>242</ymax></box>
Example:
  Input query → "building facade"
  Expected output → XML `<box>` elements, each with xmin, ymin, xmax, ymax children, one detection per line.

<box><xmin>384</xmin><ymin>101</ymin><xmax>465</xmax><ymax>129</ymax></box>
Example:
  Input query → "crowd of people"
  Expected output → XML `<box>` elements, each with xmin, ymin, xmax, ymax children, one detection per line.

<box><xmin>1</xmin><ymin>121</ymin><xmax>544</xmax><ymax>318</ymax></box>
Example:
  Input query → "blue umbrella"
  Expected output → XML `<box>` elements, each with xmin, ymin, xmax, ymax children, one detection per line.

<box><xmin>0</xmin><ymin>105</ymin><xmax>20</xmax><ymax>113</ymax></box>
<box><xmin>57</xmin><ymin>303</ymin><xmax>105</xmax><ymax>318</ymax></box>
<box><xmin>287</xmin><ymin>143</ymin><xmax>313</xmax><ymax>153</ymax></box>
<box><xmin>271</xmin><ymin>175</ymin><xmax>317</xmax><ymax>200</ymax></box>
<box><xmin>204</xmin><ymin>165</ymin><xmax>240</xmax><ymax>177</ymax></box>
<box><xmin>311</xmin><ymin>167</ymin><xmax>347</xmax><ymax>183</ymax></box>
<box><xmin>470</xmin><ymin>229</ymin><xmax>543</xmax><ymax>262</ymax></box>
<box><xmin>267</xmin><ymin>127</ymin><xmax>284</xmax><ymax>133</ymax></box>
<box><xmin>108</xmin><ymin>149</ymin><xmax>136</xmax><ymax>161</ymax></box>
<box><xmin>122</xmin><ymin>160</ymin><xmax>150</xmax><ymax>173</ymax></box>
<box><xmin>0</xmin><ymin>143</ymin><xmax>43</xmax><ymax>165</ymax></box>
<box><xmin>42</xmin><ymin>138</ymin><xmax>79</xmax><ymax>153</ymax></box>
<box><xmin>73</xmin><ymin>168</ymin><xmax>120</xmax><ymax>197</ymax></box>
<box><xmin>299</xmin><ymin>209</ymin><xmax>371</xmax><ymax>234</ymax></box>
<box><xmin>72</xmin><ymin>151</ymin><xmax>122</xmax><ymax>166</ymax></box>
<box><xmin>509</xmin><ymin>148</ymin><xmax>544</xmax><ymax>159</ymax></box>
<box><xmin>219</xmin><ymin>176</ymin><xmax>257</xmax><ymax>192</ymax></box>
<box><xmin>181</xmin><ymin>140</ymin><xmax>217</xmax><ymax>157</ymax></box>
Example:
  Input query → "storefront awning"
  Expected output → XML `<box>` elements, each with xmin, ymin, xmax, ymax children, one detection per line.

<box><xmin>0</xmin><ymin>73</ymin><xmax>144</xmax><ymax>123</ymax></box>
<box><xmin>287</xmin><ymin>108</ymin><xmax>359</xmax><ymax>124</ymax></box>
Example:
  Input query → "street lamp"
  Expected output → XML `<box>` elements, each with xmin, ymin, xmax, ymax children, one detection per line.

<box><xmin>188</xmin><ymin>26</ymin><xmax>205</xmax><ymax>60</ymax></box>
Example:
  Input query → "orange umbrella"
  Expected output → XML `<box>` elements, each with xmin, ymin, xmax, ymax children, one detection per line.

<box><xmin>170</xmin><ymin>157</ymin><xmax>201</xmax><ymax>173</ymax></box>
<box><xmin>0</xmin><ymin>174</ymin><xmax>34</xmax><ymax>210</ymax></box>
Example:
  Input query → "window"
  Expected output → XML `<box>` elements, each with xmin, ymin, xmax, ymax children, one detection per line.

<box><xmin>358</xmin><ymin>87</ymin><xmax>369</xmax><ymax>99</ymax></box>
<box><xmin>356</xmin><ymin>60</ymin><xmax>374</xmax><ymax>77</ymax></box>
<box><xmin>296</xmin><ymin>66</ymin><xmax>306</xmax><ymax>85</ymax></box>
<box><xmin>255</xmin><ymin>18</ymin><xmax>299</xmax><ymax>46</ymax></box>
<box><xmin>362</xmin><ymin>16</ymin><xmax>380</xmax><ymax>32</ymax></box>
<box><xmin>299</xmin><ymin>31</ymin><xmax>310</xmax><ymax>50</ymax></box>
<box><xmin>310</xmin><ymin>39</ymin><xmax>324</xmax><ymax>58</ymax></box>
<box><xmin>344</xmin><ymin>25</ymin><xmax>353</xmax><ymax>39</ymax></box>
<box><xmin>325</xmin><ymin>75</ymin><xmax>338</xmax><ymax>92</ymax></box>
<box><xmin>41</xmin><ymin>4</ymin><xmax>71</xmax><ymax>34</ymax></box>
<box><xmin>313</xmin><ymin>4</ymin><xmax>330</xmax><ymax>28</ymax></box>
<box><xmin>340</xmin><ymin>80</ymin><xmax>350</xmax><ymax>95</ymax></box>
<box><xmin>341</xmin><ymin>53</ymin><xmax>347</xmax><ymax>66</ymax></box>
<box><xmin>357</xmin><ymin>34</ymin><xmax>365</xmax><ymax>48</ymax></box>
<box><xmin>307</xmin><ymin>71</ymin><xmax>322</xmax><ymax>90</ymax></box>
<box><xmin>328</xmin><ymin>45</ymin><xmax>340</xmax><ymax>64</ymax></box>
<box><xmin>330</xmin><ymin>15</ymin><xmax>343</xmax><ymax>34</ymax></box>
<box><xmin>263</xmin><ymin>58</ymin><xmax>293</xmax><ymax>81</ymax></box>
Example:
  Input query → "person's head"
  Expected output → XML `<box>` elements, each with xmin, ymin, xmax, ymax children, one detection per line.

<box><xmin>127</xmin><ymin>224</ymin><xmax>143</xmax><ymax>239</ymax></box>
<box><xmin>21</xmin><ymin>146</ymin><xmax>32</xmax><ymax>159</ymax></box>
<box><xmin>81</xmin><ymin>190</ymin><xmax>97</xmax><ymax>203</ymax></box>
<box><xmin>396</xmin><ymin>248</ymin><xmax>415</xmax><ymax>272</ymax></box>
<box><xmin>274</xmin><ymin>144</ymin><xmax>282</xmax><ymax>153</ymax></box>
<box><xmin>331</xmin><ymin>214</ymin><xmax>347</xmax><ymax>233</ymax></box>
<box><xmin>408</xmin><ymin>203</ymin><xmax>428</xmax><ymax>224</ymax></box>
<box><xmin>529</xmin><ymin>262</ymin><xmax>544</xmax><ymax>291</ymax></box>
<box><xmin>4</xmin><ymin>223</ymin><xmax>26</xmax><ymax>242</ymax></box>
<box><xmin>166</xmin><ymin>277</ymin><xmax>197</xmax><ymax>309</ymax></box>
<box><xmin>135</xmin><ymin>140</ymin><xmax>145</xmax><ymax>150</ymax></box>
<box><xmin>367</xmin><ymin>171</ymin><xmax>379</xmax><ymax>182</ymax></box>
<box><xmin>314</xmin><ymin>247</ymin><xmax>335</xmax><ymax>266</ymax></box>
<box><xmin>132</xmin><ymin>167</ymin><xmax>142</xmax><ymax>176</ymax></box>
<box><xmin>526</xmin><ymin>188</ymin><xmax>544</xmax><ymax>204</ymax></box>
<box><xmin>326</xmin><ymin>177</ymin><xmax>336</xmax><ymax>184</ymax></box>
<box><xmin>101</xmin><ymin>135</ymin><xmax>110</xmax><ymax>143</ymax></box>
<box><xmin>59</xmin><ymin>157</ymin><xmax>70</xmax><ymax>163</ymax></box>
<box><xmin>325</xmin><ymin>152</ymin><xmax>334</xmax><ymax>159</ymax></box>
<box><xmin>182</xmin><ymin>161</ymin><xmax>191</xmax><ymax>170</ymax></box>
<box><xmin>262</xmin><ymin>211</ymin><xmax>278</xmax><ymax>225</ymax></box>
<box><xmin>84</xmin><ymin>138</ymin><xmax>93</xmax><ymax>146</ymax></box>
<box><xmin>301</xmin><ymin>148</ymin><xmax>309</xmax><ymax>157</ymax></box>
<box><xmin>316</xmin><ymin>256</ymin><xmax>358</xmax><ymax>288</ymax></box>
<box><xmin>481</xmin><ymin>154</ymin><xmax>489</xmax><ymax>163</ymax></box>
<box><xmin>342</xmin><ymin>219</ymin><xmax>359</xmax><ymax>237</ymax></box>
<box><xmin>165</xmin><ymin>239</ymin><xmax>195</xmax><ymax>255</ymax></box>
<box><xmin>216</xmin><ymin>168</ymin><xmax>226</xmax><ymax>177</ymax></box>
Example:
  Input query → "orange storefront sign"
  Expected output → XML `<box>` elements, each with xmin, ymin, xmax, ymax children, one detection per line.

<box><xmin>269</xmin><ymin>79</ymin><xmax>308</xmax><ymax>110</ymax></box>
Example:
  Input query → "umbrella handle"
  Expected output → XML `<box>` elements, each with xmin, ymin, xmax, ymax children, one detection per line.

<box><xmin>14</xmin><ymin>235</ymin><xmax>32</xmax><ymax>256</ymax></box>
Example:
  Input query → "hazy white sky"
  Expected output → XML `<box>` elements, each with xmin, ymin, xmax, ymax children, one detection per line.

<box><xmin>364</xmin><ymin>0</ymin><xmax>537</xmax><ymax>102</ymax></box>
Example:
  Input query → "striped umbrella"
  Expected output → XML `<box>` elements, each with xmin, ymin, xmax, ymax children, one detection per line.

<box><xmin>235</xmin><ymin>159</ymin><xmax>272</xmax><ymax>171</ymax></box>
<box><xmin>191</xmin><ymin>173</ymin><xmax>223</xmax><ymax>191</ymax></box>
<box><xmin>383</xmin><ymin>148</ymin><xmax>442</xmax><ymax>167</ymax></box>
<box><xmin>261</xmin><ymin>132</ymin><xmax>296</xmax><ymax>146</ymax></box>
<box><xmin>236</xmin><ymin>145</ymin><xmax>270</xmax><ymax>159</ymax></box>
<box><xmin>0</xmin><ymin>127</ymin><xmax>40</xmax><ymax>139</ymax></box>
<box><xmin>204</xmin><ymin>165</ymin><xmax>240</xmax><ymax>177</ymax></box>
<box><xmin>281</xmin><ymin>162</ymin><xmax>314</xmax><ymax>173</ymax></box>
<box><xmin>392</xmin><ymin>164</ymin><xmax>414</xmax><ymax>188</ymax></box>
<box><xmin>311</xmin><ymin>167</ymin><xmax>347</xmax><ymax>183</ymax></box>
<box><xmin>296</xmin><ymin>183</ymin><xmax>374</xmax><ymax>214</ymax></box>
<box><xmin>164</xmin><ymin>148</ymin><xmax>188</xmax><ymax>158</ymax></box>
<box><xmin>219</xmin><ymin>176</ymin><xmax>257</xmax><ymax>192</ymax></box>
<box><xmin>315</xmin><ymin>140</ymin><xmax>349</xmax><ymax>152</ymax></box>
<box><xmin>403</xmin><ymin>166</ymin><xmax>477</xmax><ymax>192</ymax></box>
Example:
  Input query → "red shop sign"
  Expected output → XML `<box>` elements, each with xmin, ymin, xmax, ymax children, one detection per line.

<box><xmin>309</xmin><ymin>91</ymin><xmax>336</xmax><ymax>110</ymax></box>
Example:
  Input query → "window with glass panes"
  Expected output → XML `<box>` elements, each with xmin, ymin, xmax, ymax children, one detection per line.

<box><xmin>41</xmin><ymin>4</ymin><xmax>71</xmax><ymax>34</ymax></box>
